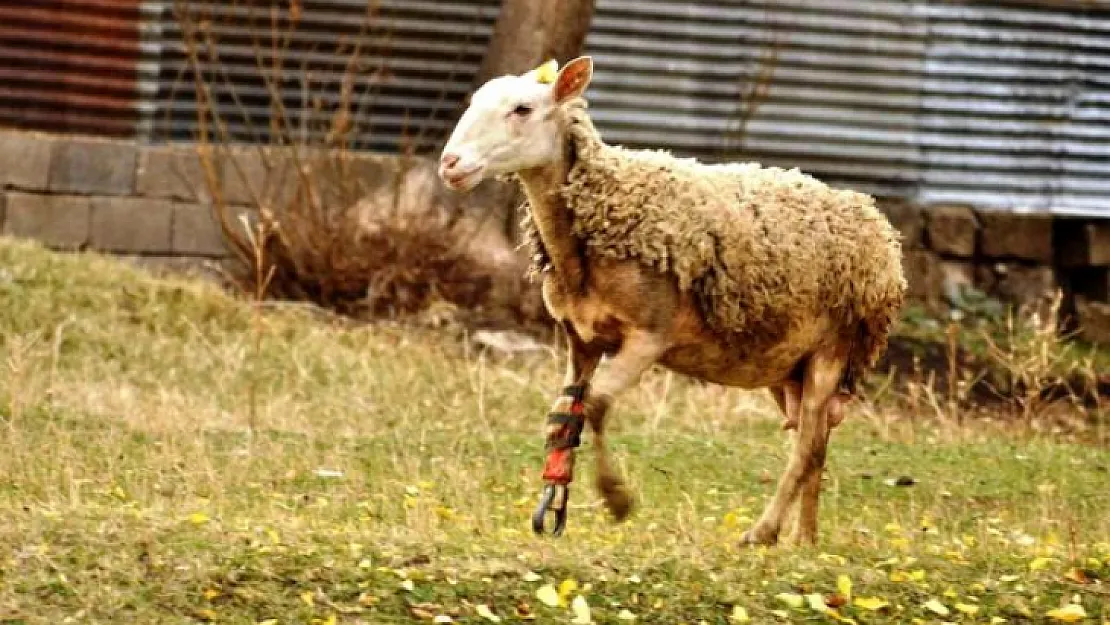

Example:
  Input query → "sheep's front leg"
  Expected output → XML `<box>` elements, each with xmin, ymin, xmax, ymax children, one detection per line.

<box><xmin>533</xmin><ymin>325</ymin><xmax>603</xmax><ymax>535</ymax></box>
<box><xmin>582</xmin><ymin>331</ymin><xmax>666</xmax><ymax>521</ymax></box>
<box><xmin>743</xmin><ymin>344</ymin><xmax>847</xmax><ymax>546</ymax></box>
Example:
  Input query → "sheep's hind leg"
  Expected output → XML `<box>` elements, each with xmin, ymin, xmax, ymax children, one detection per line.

<box><xmin>582</xmin><ymin>331</ymin><xmax>666</xmax><ymax>521</ymax></box>
<box><xmin>742</xmin><ymin>343</ymin><xmax>848</xmax><ymax>546</ymax></box>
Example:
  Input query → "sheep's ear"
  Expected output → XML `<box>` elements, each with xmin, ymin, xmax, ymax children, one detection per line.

<box><xmin>553</xmin><ymin>56</ymin><xmax>593</xmax><ymax>104</ymax></box>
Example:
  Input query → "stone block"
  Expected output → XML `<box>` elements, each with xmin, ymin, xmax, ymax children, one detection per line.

<box><xmin>902</xmin><ymin>250</ymin><xmax>943</xmax><ymax>306</ymax></box>
<box><xmin>49</xmin><ymin>138</ymin><xmax>137</xmax><ymax>195</ymax></box>
<box><xmin>877</xmin><ymin>198</ymin><xmax>924</xmax><ymax>249</ymax></box>
<box><xmin>978</xmin><ymin>211</ymin><xmax>1053</xmax><ymax>262</ymax></box>
<box><xmin>90</xmin><ymin>197</ymin><xmax>173</xmax><ymax>254</ymax></box>
<box><xmin>136</xmin><ymin>145</ymin><xmax>217</xmax><ymax>203</ymax></box>
<box><xmin>3</xmin><ymin>192</ymin><xmax>91</xmax><ymax>248</ymax></box>
<box><xmin>990</xmin><ymin>263</ymin><xmax>1057</xmax><ymax>305</ymax></box>
<box><xmin>1076</xmin><ymin>298</ymin><xmax>1110</xmax><ymax>346</ymax></box>
<box><xmin>0</xmin><ymin>130</ymin><xmax>53</xmax><ymax>191</ymax></box>
<box><xmin>220</xmin><ymin>146</ymin><xmax>299</xmax><ymax>208</ymax></box>
<box><xmin>925</xmin><ymin>204</ymin><xmax>977</xmax><ymax>257</ymax></box>
<box><xmin>173</xmin><ymin>202</ymin><xmax>229</xmax><ymax>257</ymax></box>
<box><xmin>1057</xmin><ymin>220</ymin><xmax>1110</xmax><ymax>267</ymax></box>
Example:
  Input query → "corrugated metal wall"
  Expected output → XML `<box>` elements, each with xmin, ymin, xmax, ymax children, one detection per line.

<box><xmin>0</xmin><ymin>0</ymin><xmax>149</xmax><ymax>137</ymax></box>
<box><xmin>148</xmin><ymin>0</ymin><xmax>501</xmax><ymax>154</ymax></box>
<box><xmin>583</xmin><ymin>0</ymin><xmax>1110</xmax><ymax>218</ymax></box>
<box><xmin>1</xmin><ymin>0</ymin><xmax>1106</xmax><ymax>216</ymax></box>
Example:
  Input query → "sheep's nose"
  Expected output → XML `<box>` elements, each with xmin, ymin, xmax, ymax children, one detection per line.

<box><xmin>440</xmin><ymin>152</ymin><xmax>460</xmax><ymax>171</ymax></box>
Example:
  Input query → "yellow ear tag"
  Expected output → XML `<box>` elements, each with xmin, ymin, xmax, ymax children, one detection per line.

<box><xmin>530</xmin><ymin>59</ymin><xmax>559</xmax><ymax>84</ymax></box>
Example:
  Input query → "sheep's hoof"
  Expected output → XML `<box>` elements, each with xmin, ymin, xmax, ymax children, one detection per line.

<box><xmin>740</xmin><ymin>524</ymin><xmax>779</xmax><ymax>546</ymax></box>
<box><xmin>597</xmin><ymin>475</ymin><xmax>634</xmax><ymax>522</ymax></box>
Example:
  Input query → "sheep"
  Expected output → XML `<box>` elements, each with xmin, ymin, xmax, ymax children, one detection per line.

<box><xmin>438</xmin><ymin>56</ymin><xmax>906</xmax><ymax>545</ymax></box>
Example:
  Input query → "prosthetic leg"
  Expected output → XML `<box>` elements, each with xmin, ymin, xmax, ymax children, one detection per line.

<box><xmin>531</xmin><ymin>385</ymin><xmax>587</xmax><ymax>536</ymax></box>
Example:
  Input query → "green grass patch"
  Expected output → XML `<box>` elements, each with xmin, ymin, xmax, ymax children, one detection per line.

<box><xmin>1</xmin><ymin>237</ymin><xmax>1108</xmax><ymax>624</ymax></box>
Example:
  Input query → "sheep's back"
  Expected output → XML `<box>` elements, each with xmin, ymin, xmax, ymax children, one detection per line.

<box><xmin>562</xmin><ymin>140</ymin><xmax>905</xmax><ymax>360</ymax></box>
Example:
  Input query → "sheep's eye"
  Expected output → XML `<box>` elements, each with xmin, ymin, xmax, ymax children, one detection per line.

<box><xmin>512</xmin><ymin>104</ymin><xmax>533</xmax><ymax>116</ymax></box>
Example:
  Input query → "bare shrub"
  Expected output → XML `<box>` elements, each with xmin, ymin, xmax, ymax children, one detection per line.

<box><xmin>169</xmin><ymin>0</ymin><xmax>527</xmax><ymax>323</ymax></box>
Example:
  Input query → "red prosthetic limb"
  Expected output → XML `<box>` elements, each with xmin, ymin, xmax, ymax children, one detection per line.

<box><xmin>532</xmin><ymin>385</ymin><xmax>587</xmax><ymax>536</ymax></box>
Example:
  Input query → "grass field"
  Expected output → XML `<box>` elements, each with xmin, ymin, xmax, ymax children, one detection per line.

<box><xmin>1</xmin><ymin>237</ymin><xmax>1108</xmax><ymax>624</ymax></box>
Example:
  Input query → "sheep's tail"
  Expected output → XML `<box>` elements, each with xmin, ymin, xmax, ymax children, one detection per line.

<box><xmin>842</xmin><ymin>282</ymin><xmax>905</xmax><ymax>396</ymax></box>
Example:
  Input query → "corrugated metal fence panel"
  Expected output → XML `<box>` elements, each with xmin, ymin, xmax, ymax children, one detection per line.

<box><xmin>149</xmin><ymin>0</ymin><xmax>501</xmax><ymax>154</ymax></box>
<box><xmin>583</xmin><ymin>0</ymin><xmax>1110</xmax><ymax>217</ymax></box>
<box><xmin>584</xmin><ymin>0</ymin><xmax>926</xmax><ymax>199</ymax></box>
<box><xmin>917</xmin><ymin>2</ymin><xmax>1110</xmax><ymax>216</ymax></box>
<box><xmin>0</xmin><ymin>0</ymin><xmax>147</xmax><ymax>137</ymax></box>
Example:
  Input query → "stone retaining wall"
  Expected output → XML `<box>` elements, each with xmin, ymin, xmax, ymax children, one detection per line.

<box><xmin>2</xmin><ymin>128</ymin><xmax>1108</xmax><ymax>341</ymax></box>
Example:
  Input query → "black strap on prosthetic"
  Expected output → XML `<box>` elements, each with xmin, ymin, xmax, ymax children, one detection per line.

<box><xmin>545</xmin><ymin>385</ymin><xmax>587</xmax><ymax>450</ymax></box>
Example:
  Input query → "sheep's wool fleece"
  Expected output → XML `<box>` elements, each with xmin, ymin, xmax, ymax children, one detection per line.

<box><xmin>522</xmin><ymin>102</ymin><xmax>907</xmax><ymax>382</ymax></box>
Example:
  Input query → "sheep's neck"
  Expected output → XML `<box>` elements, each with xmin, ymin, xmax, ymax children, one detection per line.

<box><xmin>518</xmin><ymin>150</ymin><xmax>584</xmax><ymax>293</ymax></box>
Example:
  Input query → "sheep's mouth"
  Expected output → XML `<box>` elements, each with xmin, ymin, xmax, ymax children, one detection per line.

<box><xmin>441</xmin><ymin>166</ymin><xmax>484</xmax><ymax>192</ymax></box>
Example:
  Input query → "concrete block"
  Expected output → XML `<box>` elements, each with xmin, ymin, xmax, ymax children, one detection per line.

<box><xmin>877</xmin><ymin>198</ymin><xmax>924</xmax><ymax>249</ymax></box>
<box><xmin>926</xmin><ymin>204</ymin><xmax>977</xmax><ymax>257</ymax></box>
<box><xmin>49</xmin><ymin>137</ymin><xmax>137</xmax><ymax>195</ymax></box>
<box><xmin>3</xmin><ymin>192</ymin><xmax>91</xmax><ymax>248</ymax></box>
<box><xmin>978</xmin><ymin>211</ymin><xmax>1053</xmax><ymax>262</ymax></box>
<box><xmin>902</xmin><ymin>250</ymin><xmax>944</xmax><ymax>306</ymax></box>
<box><xmin>173</xmin><ymin>202</ymin><xmax>229</xmax><ymax>257</ymax></box>
<box><xmin>136</xmin><ymin>145</ymin><xmax>217</xmax><ymax>203</ymax></box>
<box><xmin>1057</xmin><ymin>219</ymin><xmax>1110</xmax><ymax>267</ymax></box>
<box><xmin>220</xmin><ymin>146</ymin><xmax>299</xmax><ymax>208</ymax></box>
<box><xmin>90</xmin><ymin>196</ymin><xmax>173</xmax><ymax>254</ymax></box>
<box><xmin>0</xmin><ymin>130</ymin><xmax>53</xmax><ymax>191</ymax></box>
<box><xmin>1076</xmin><ymin>298</ymin><xmax>1110</xmax><ymax>346</ymax></box>
<box><xmin>990</xmin><ymin>262</ymin><xmax>1057</xmax><ymax>305</ymax></box>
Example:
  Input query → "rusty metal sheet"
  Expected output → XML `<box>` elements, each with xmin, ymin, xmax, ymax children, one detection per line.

<box><xmin>0</xmin><ymin>0</ymin><xmax>145</xmax><ymax>137</ymax></box>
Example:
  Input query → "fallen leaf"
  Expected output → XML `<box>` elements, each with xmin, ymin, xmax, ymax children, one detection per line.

<box><xmin>1064</xmin><ymin>568</ymin><xmax>1090</xmax><ymax>584</ymax></box>
<box><xmin>618</xmin><ymin>608</ymin><xmax>637</xmax><ymax>621</ymax></box>
<box><xmin>571</xmin><ymin>595</ymin><xmax>592</xmax><ymax>624</ymax></box>
<box><xmin>854</xmin><ymin>597</ymin><xmax>890</xmax><ymax>611</ymax></box>
<box><xmin>837</xmin><ymin>574</ymin><xmax>852</xmax><ymax>601</ymax></box>
<box><xmin>401</xmin><ymin>579</ymin><xmax>415</xmax><ymax>592</ymax></box>
<box><xmin>1045</xmin><ymin>604</ymin><xmax>1087</xmax><ymax>622</ymax></box>
<box><xmin>806</xmin><ymin>594</ymin><xmax>828</xmax><ymax>613</ymax></box>
<box><xmin>515</xmin><ymin>601</ymin><xmax>535</xmax><ymax>620</ymax></box>
<box><xmin>776</xmin><ymin>593</ymin><xmax>804</xmax><ymax>609</ymax></box>
<box><xmin>409</xmin><ymin>606</ymin><xmax>436</xmax><ymax>620</ymax></box>
<box><xmin>1030</xmin><ymin>557</ymin><xmax>1052</xmax><ymax>571</ymax></box>
<box><xmin>300</xmin><ymin>591</ymin><xmax>315</xmax><ymax>607</ymax></box>
<box><xmin>433</xmin><ymin>616</ymin><xmax>453</xmax><ymax>624</ymax></box>
<box><xmin>536</xmin><ymin>584</ymin><xmax>560</xmax><ymax>608</ymax></box>
<box><xmin>826</xmin><ymin>593</ymin><xmax>848</xmax><ymax>608</ymax></box>
<box><xmin>730</xmin><ymin>605</ymin><xmax>750</xmax><ymax>623</ymax></box>
<box><xmin>955</xmin><ymin>603</ymin><xmax>980</xmax><ymax>615</ymax></box>
<box><xmin>522</xmin><ymin>571</ymin><xmax>541</xmax><ymax>582</ymax></box>
<box><xmin>923</xmin><ymin>599</ymin><xmax>950</xmax><ymax>616</ymax></box>
<box><xmin>475</xmin><ymin>604</ymin><xmax>502</xmax><ymax>623</ymax></box>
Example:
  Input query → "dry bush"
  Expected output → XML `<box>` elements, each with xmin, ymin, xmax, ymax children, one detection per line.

<box><xmin>170</xmin><ymin>0</ymin><xmax>535</xmax><ymax>324</ymax></box>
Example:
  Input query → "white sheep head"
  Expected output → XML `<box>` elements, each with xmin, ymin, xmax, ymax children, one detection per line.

<box><xmin>438</xmin><ymin>56</ymin><xmax>594</xmax><ymax>192</ymax></box>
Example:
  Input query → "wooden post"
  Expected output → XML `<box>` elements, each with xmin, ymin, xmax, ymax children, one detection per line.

<box><xmin>477</xmin><ymin>0</ymin><xmax>597</xmax><ymax>84</ymax></box>
<box><xmin>474</xmin><ymin>0</ymin><xmax>597</xmax><ymax>244</ymax></box>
